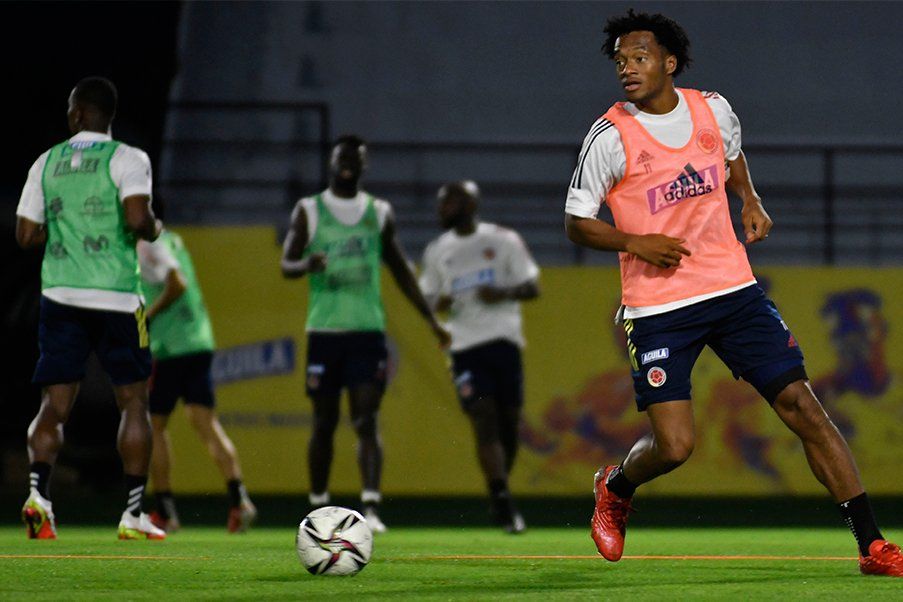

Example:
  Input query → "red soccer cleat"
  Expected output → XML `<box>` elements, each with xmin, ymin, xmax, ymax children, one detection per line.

<box><xmin>860</xmin><ymin>539</ymin><xmax>903</xmax><ymax>577</ymax></box>
<box><xmin>148</xmin><ymin>510</ymin><xmax>181</xmax><ymax>533</ymax></box>
<box><xmin>227</xmin><ymin>499</ymin><xmax>257</xmax><ymax>534</ymax></box>
<box><xmin>22</xmin><ymin>491</ymin><xmax>57</xmax><ymax>540</ymax></box>
<box><xmin>591</xmin><ymin>465</ymin><xmax>633</xmax><ymax>561</ymax></box>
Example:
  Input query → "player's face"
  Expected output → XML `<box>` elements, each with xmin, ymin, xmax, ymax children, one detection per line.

<box><xmin>330</xmin><ymin>143</ymin><xmax>367</xmax><ymax>184</ymax></box>
<box><xmin>437</xmin><ymin>190</ymin><xmax>471</xmax><ymax>230</ymax></box>
<box><xmin>612</xmin><ymin>31</ymin><xmax>676</xmax><ymax>105</ymax></box>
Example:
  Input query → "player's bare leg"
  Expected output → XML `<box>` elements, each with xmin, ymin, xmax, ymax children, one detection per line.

<box><xmin>467</xmin><ymin>396</ymin><xmax>525</xmax><ymax>533</ymax></box>
<box><xmin>184</xmin><ymin>404</ymin><xmax>256</xmax><ymax>532</ymax></box>
<box><xmin>113</xmin><ymin>381</ymin><xmax>153</xmax><ymax>475</ymax></box>
<box><xmin>772</xmin><ymin>381</ymin><xmax>861</xmax><ymax>501</ymax></box>
<box><xmin>772</xmin><ymin>380</ymin><xmax>902</xmax><ymax>575</ymax></box>
<box><xmin>308</xmin><ymin>393</ymin><xmax>340</xmax><ymax>507</ymax></box>
<box><xmin>349</xmin><ymin>384</ymin><xmax>386</xmax><ymax>532</ymax></box>
<box><xmin>22</xmin><ymin>383</ymin><xmax>78</xmax><ymax>539</ymax></box>
<box><xmin>149</xmin><ymin>414</ymin><xmax>180</xmax><ymax>531</ymax></box>
<box><xmin>498</xmin><ymin>403</ymin><xmax>521</xmax><ymax>475</ymax></box>
<box><xmin>112</xmin><ymin>381</ymin><xmax>164</xmax><ymax>540</ymax></box>
<box><xmin>622</xmin><ymin>399</ymin><xmax>695</xmax><ymax>484</ymax></box>
<box><xmin>185</xmin><ymin>405</ymin><xmax>242</xmax><ymax>481</ymax></box>
<box><xmin>150</xmin><ymin>415</ymin><xmax>173</xmax><ymax>491</ymax></box>
<box><xmin>28</xmin><ymin>383</ymin><xmax>79</xmax><ymax>466</ymax></box>
<box><xmin>592</xmin><ymin>399</ymin><xmax>694</xmax><ymax>560</ymax></box>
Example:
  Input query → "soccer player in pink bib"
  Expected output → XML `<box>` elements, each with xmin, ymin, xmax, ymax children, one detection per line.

<box><xmin>565</xmin><ymin>10</ymin><xmax>901</xmax><ymax>576</ymax></box>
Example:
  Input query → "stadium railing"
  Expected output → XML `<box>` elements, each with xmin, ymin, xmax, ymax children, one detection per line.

<box><xmin>159</xmin><ymin>101</ymin><xmax>903</xmax><ymax>265</ymax></box>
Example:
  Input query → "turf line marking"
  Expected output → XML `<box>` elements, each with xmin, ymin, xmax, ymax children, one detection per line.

<box><xmin>0</xmin><ymin>554</ymin><xmax>210</xmax><ymax>561</ymax></box>
<box><xmin>410</xmin><ymin>554</ymin><xmax>856</xmax><ymax>561</ymax></box>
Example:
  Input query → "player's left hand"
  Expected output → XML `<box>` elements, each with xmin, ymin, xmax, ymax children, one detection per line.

<box><xmin>741</xmin><ymin>199</ymin><xmax>773</xmax><ymax>244</ymax></box>
<box><xmin>477</xmin><ymin>286</ymin><xmax>509</xmax><ymax>304</ymax></box>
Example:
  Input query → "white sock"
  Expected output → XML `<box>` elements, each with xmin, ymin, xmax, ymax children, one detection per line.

<box><xmin>309</xmin><ymin>491</ymin><xmax>330</xmax><ymax>506</ymax></box>
<box><xmin>361</xmin><ymin>489</ymin><xmax>382</xmax><ymax>505</ymax></box>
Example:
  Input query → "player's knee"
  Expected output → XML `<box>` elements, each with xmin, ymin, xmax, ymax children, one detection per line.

<box><xmin>474</xmin><ymin>424</ymin><xmax>500</xmax><ymax>446</ymax></box>
<box><xmin>185</xmin><ymin>410</ymin><xmax>208</xmax><ymax>432</ymax></box>
<box><xmin>657</xmin><ymin>434</ymin><xmax>694</xmax><ymax>466</ymax></box>
<box><xmin>774</xmin><ymin>384</ymin><xmax>827</xmax><ymax>426</ymax></box>
<box><xmin>351</xmin><ymin>412</ymin><xmax>378</xmax><ymax>439</ymax></box>
<box><xmin>312</xmin><ymin>412</ymin><xmax>340</xmax><ymax>437</ymax></box>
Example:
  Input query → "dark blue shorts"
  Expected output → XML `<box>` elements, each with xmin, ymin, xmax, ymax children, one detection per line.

<box><xmin>149</xmin><ymin>351</ymin><xmax>216</xmax><ymax>415</ymax></box>
<box><xmin>451</xmin><ymin>339</ymin><xmax>524</xmax><ymax>412</ymax></box>
<box><xmin>625</xmin><ymin>285</ymin><xmax>806</xmax><ymax>411</ymax></box>
<box><xmin>305</xmin><ymin>332</ymin><xmax>388</xmax><ymax>398</ymax></box>
<box><xmin>33</xmin><ymin>296</ymin><xmax>152</xmax><ymax>386</ymax></box>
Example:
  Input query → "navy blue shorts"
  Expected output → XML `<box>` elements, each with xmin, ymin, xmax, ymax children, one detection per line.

<box><xmin>625</xmin><ymin>285</ymin><xmax>806</xmax><ymax>411</ymax></box>
<box><xmin>33</xmin><ymin>296</ymin><xmax>152</xmax><ymax>386</ymax></box>
<box><xmin>149</xmin><ymin>351</ymin><xmax>216</xmax><ymax>415</ymax></box>
<box><xmin>451</xmin><ymin>339</ymin><xmax>524</xmax><ymax>412</ymax></box>
<box><xmin>305</xmin><ymin>332</ymin><xmax>388</xmax><ymax>398</ymax></box>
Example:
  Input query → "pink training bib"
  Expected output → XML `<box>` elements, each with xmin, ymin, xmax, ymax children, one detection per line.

<box><xmin>604</xmin><ymin>88</ymin><xmax>754</xmax><ymax>307</ymax></box>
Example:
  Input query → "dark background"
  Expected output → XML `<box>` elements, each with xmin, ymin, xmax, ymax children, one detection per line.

<box><xmin>0</xmin><ymin>1</ymin><xmax>182</xmax><ymax>493</ymax></box>
<box><xmin>1</xmin><ymin>1</ymin><xmax>901</xmax><ymax>525</ymax></box>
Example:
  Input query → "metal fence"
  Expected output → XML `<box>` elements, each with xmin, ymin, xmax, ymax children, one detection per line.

<box><xmin>160</xmin><ymin>101</ymin><xmax>903</xmax><ymax>265</ymax></box>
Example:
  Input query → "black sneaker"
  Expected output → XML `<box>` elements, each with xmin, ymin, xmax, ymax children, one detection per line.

<box><xmin>490</xmin><ymin>493</ymin><xmax>526</xmax><ymax>534</ymax></box>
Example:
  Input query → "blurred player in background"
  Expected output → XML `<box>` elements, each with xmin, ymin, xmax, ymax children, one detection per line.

<box><xmin>15</xmin><ymin>77</ymin><xmax>165</xmax><ymax>540</ymax></box>
<box><xmin>137</xmin><ymin>197</ymin><xmax>256</xmax><ymax>533</ymax></box>
<box><xmin>419</xmin><ymin>181</ymin><xmax>539</xmax><ymax>533</ymax></box>
<box><xmin>565</xmin><ymin>10</ymin><xmax>902</xmax><ymax>576</ymax></box>
<box><xmin>281</xmin><ymin>135</ymin><xmax>450</xmax><ymax>532</ymax></box>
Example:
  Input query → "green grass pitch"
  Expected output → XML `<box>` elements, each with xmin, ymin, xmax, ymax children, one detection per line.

<box><xmin>0</xmin><ymin>526</ymin><xmax>899</xmax><ymax>599</ymax></box>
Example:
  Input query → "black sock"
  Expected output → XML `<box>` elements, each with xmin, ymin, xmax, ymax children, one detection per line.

<box><xmin>227</xmin><ymin>479</ymin><xmax>245</xmax><ymax>509</ymax></box>
<box><xmin>124</xmin><ymin>475</ymin><xmax>147</xmax><ymax>518</ymax></box>
<box><xmin>488</xmin><ymin>479</ymin><xmax>513</xmax><ymax>524</ymax></box>
<box><xmin>155</xmin><ymin>491</ymin><xmax>175</xmax><ymax>519</ymax></box>
<box><xmin>29</xmin><ymin>462</ymin><xmax>52</xmax><ymax>500</ymax></box>
<box><xmin>838</xmin><ymin>492</ymin><xmax>883</xmax><ymax>556</ymax></box>
<box><xmin>488</xmin><ymin>478</ymin><xmax>509</xmax><ymax>499</ymax></box>
<box><xmin>605</xmin><ymin>464</ymin><xmax>637</xmax><ymax>499</ymax></box>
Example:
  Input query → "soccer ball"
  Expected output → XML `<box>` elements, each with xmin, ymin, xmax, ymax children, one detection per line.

<box><xmin>296</xmin><ymin>506</ymin><xmax>373</xmax><ymax>576</ymax></box>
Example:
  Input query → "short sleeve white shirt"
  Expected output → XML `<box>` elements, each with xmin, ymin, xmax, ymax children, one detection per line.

<box><xmin>137</xmin><ymin>235</ymin><xmax>180</xmax><ymax>285</ymax></box>
<box><xmin>419</xmin><ymin>222</ymin><xmax>540</xmax><ymax>352</ymax></box>
<box><xmin>565</xmin><ymin>90</ymin><xmax>741</xmax><ymax>219</ymax></box>
<box><xmin>16</xmin><ymin>131</ymin><xmax>153</xmax><ymax>312</ymax></box>
<box><xmin>565</xmin><ymin>90</ymin><xmax>753</xmax><ymax>319</ymax></box>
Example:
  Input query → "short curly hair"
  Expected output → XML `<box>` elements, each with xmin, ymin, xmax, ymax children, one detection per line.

<box><xmin>601</xmin><ymin>9</ymin><xmax>692</xmax><ymax>77</ymax></box>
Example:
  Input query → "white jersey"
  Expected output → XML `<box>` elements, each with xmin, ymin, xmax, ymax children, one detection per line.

<box><xmin>137</xmin><ymin>236</ymin><xmax>180</xmax><ymax>285</ymax></box>
<box><xmin>17</xmin><ymin>131</ymin><xmax>154</xmax><ymax>312</ymax></box>
<box><xmin>294</xmin><ymin>189</ymin><xmax>392</xmax><ymax>245</ymax></box>
<box><xmin>565</xmin><ymin>90</ymin><xmax>752</xmax><ymax>320</ymax></box>
<box><xmin>566</xmin><ymin>90</ymin><xmax>741</xmax><ymax>218</ymax></box>
<box><xmin>419</xmin><ymin>222</ymin><xmax>540</xmax><ymax>352</ymax></box>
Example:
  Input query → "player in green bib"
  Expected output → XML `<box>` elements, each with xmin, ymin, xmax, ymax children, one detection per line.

<box><xmin>138</xmin><ymin>198</ymin><xmax>256</xmax><ymax>533</ymax></box>
<box><xmin>282</xmin><ymin>135</ymin><xmax>450</xmax><ymax>532</ymax></box>
<box><xmin>15</xmin><ymin>77</ymin><xmax>165</xmax><ymax>540</ymax></box>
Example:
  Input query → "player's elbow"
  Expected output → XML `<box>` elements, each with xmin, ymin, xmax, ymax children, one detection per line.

<box><xmin>15</xmin><ymin>220</ymin><xmax>43</xmax><ymax>249</ymax></box>
<box><xmin>167</xmin><ymin>271</ymin><xmax>188</xmax><ymax>298</ymax></box>
<box><xmin>15</xmin><ymin>229</ymin><xmax>31</xmax><ymax>249</ymax></box>
<box><xmin>125</xmin><ymin>213</ymin><xmax>152</xmax><ymax>238</ymax></box>
<box><xmin>565</xmin><ymin>214</ymin><xmax>585</xmax><ymax>245</ymax></box>
<box><xmin>280</xmin><ymin>258</ymin><xmax>303</xmax><ymax>279</ymax></box>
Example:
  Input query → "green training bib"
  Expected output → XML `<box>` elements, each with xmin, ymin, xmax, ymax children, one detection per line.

<box><xmin>305</xmin><ymin>195</ymin><xmax>385</xmax><ymax>331</ymax></box>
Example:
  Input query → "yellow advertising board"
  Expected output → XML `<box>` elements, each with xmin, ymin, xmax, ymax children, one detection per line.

<box><xmin>164</xmin><ymin>226</ymin><xmax>903</xmax><ymax>496</ymax></box>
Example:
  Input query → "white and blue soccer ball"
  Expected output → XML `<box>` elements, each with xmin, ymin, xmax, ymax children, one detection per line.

<box><xmin>296</xmin><ymin>506</ymin><xmax>373</xmax><ymax>576</ymax></box>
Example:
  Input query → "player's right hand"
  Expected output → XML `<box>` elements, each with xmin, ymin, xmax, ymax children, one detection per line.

<box><xmin>625</xmin><ymin>234</ymin><xmax>691</xmax><ymax>269</ymax></box>
<box><xmin>306</xmin><ymin>253</ymin><xmax>328</xmax><ymax>273</ymax></box>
